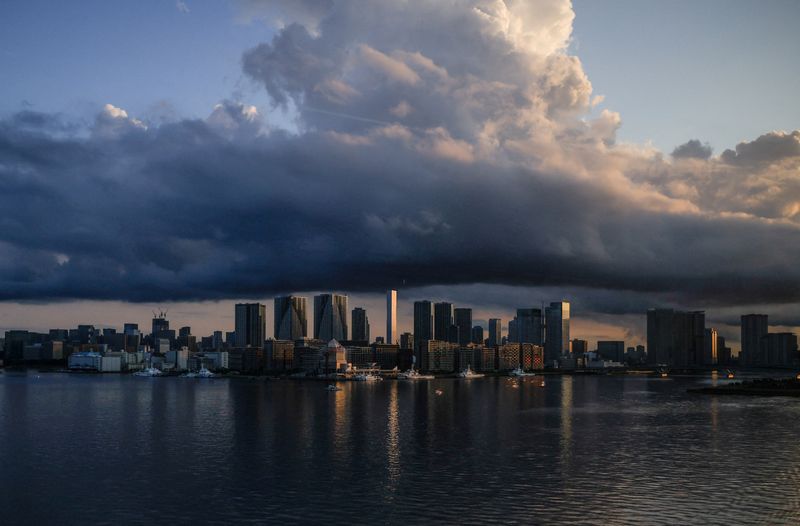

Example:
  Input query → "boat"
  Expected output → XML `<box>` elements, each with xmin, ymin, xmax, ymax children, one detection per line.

<box><xmin>725</xmin><ymin>369</ymin><xmax>735</xmax><ymax>379</ymax></box>
<box><xmin>398</xmin><ymin>369</ymin><xmax>435</xmax><ymax>380</ymax></box>
<box><xmin>458</xmin><ymin>366</ymin><xmax>485</xmax><ymax>379</ymax></box>
<box><xmin>353</xmin><ymin>372</ymin><xmax>383</xmax><ymax>382</ymax></box>
<box><xmin>182</xmin><ymin>367</ymin><xmax>216</xmax><ymax>378</ymax></box>
<box><xmin>435</xmin><ymin>389</ymin><xmax>444</xmax><ymax>395</ymax></box>
<box><xmin>326</xmin><ymin>384</ymin><xmax>342</xmax><ymax>391</ymax></box>
<box><xmin>133</xmin><ymin>367</ymin><xmax>163</xmax><ymax>377</ymax></box>
<box><xmin>509</xmin><ymin>366</ymin><xmax>535</xmax><ymax>377</ymax></box>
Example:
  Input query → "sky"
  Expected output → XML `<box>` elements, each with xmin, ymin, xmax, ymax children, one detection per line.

<box><xmin>1</xmin><ymin>0</ymin><xmax>800</xmax><ymax>351</ymax></box>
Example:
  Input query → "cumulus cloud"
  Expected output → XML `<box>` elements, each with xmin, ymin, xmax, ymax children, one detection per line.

<box><xmin>672</xmin><ymin>139</ymin><xmax>712</xmax><ymax>160</ymax></box>
<box><xmin>2</xmin><ymin>0</ymin><xmax>800</xmax><ymax>326</ymax></box>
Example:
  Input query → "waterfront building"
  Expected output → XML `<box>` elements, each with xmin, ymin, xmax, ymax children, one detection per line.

<box><xmin>597</xmin><ymin>341</ymin><xmax>625</xmax><ymax>363</ymax></box>
<box><xmin>235</xmin><ymin>303</ymin><xmax>266</xmax><ymax>348</ymax></box>
<box><xmin>274</xmin><ymin>296</ymin><xmax>308</xmax><ymax>341</ymax></box>
<box><xmin>571</xmin><ymin>339</ymin><xmax>588</xmax><ymax>358</ymax></box>
<box><xmin>479</xmin><ymin>346</ymin><xmax>497</xmax><ymax>372</ymax></box>
<box><xmin>351</xmin><ymin>307</ymin><xmax>370</xmax><ymax>343</ymax></box>
<box><xmin>372</xmin><ymin>343</ymin><xmax>400</xmax><ymax>370</ymax></box>
<box><xmin>434</xmin><ymin>302</ymin><xmax>454</xmax><ymax>341</ymax></box>
<box><xmin>498</xmin><ymin>344</ymin><xmax>520</xmax><ymax>371</ymax></box>
<box><xmin>520</xmin><ymin>343</ymin><xmax>544</xmax><ymax>370</ymax></box>
<box><xmin>266</xmin><ymin>340</ymin><xmax>295</xmax><ymax>370</ymax></box>
<box><xmin>346</xmin><ymin>346</ymin><xmax>374</xmax><ymax>369</ymax></box>
<box><xmin>704</xmin><ymin>328</ymin><xmax>718</xmax><ymax>365</ymax></box>
<box><xmin>741</xmin><ymin>314</ymin><xmax>768</xmax><ymax>366</ymax></box>
<box><xmin>314</xmin><ymin>294</ymin><xmax>348</xmax><ymax>341</ymax></box>
<box><xmin>762</xmin><ymin>333</ymin><xmax>799</xmax><ymax>368</ymax></box>
<box><xmin>386</xmin><ymin>290</ymin><xmax>397</xmax><ymax>345</ymax></box>
<box><xmin>488</xmin><ymin>318</ymin><xmax>502</xmax><ymax>347</ymax></box>
<box><xmin>67</xmin><ymin>352</ymin><xmax>103</xmax><ymax>371</ymax></box>
<box><xmin>455</xmin><ymin>347</ymin><xmax>477</xmax><ymax>372</ymax></box>
<box><xmin>420</xmin><ymin>340</ymin><xmax>458</xmax><ymax>373</ymax></box>
<box><xmin>454</xmin><ymin>308</ymin><xmax>472</xmax><ymax>346</ymax></box>
<box><xmin>646</xmin><ymin>308</ymin><xmax>705</xmax><ymax>367</ymax></box>
<box><xmin>447</xmin><ymin>324</ymin><xmax>460</xmax><ymax>344</ymax></box>
<box><xmin>545</xmin><ymin>302</ymin><xmax>570</xmax><ymax>365</ymax></box>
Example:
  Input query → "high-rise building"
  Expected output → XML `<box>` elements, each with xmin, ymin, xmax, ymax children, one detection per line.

<box><xmin>151</xmin><ymin>315</ymin><xmax>169</xmax><ymax>341</ymax></box>
<box><xmin>235</xmin><ymin>303</ymin><xmax>266</xmax><ymax>348</ymax></box>
<box><xmin>646</xmin><ymin>308</ymin><xmax>705</xmax><ymax>366</ymax></box>
<box><xmin>471</xmin><ymin>326</ymin><xmax>484</xmax><ymax>345</ymax></box>
<box><xmin>413</xmin><ymin>301</ymin><xmax>434</xmax><ymax>366</ymax></box>
<box><xmin>741</xmin><ymin>314</ymin><xmax>768</xmax><ymax>367</ymax></box>
<box><xmin>488</xmin><ymin>319</ymin><xmax>502</xmax><ymax>347</ymax></box>
<box><xmin>704</xmin><ymin>328</ymin><xmax>719</xmax><ymax>365</ymax></box>
<box><xmin>516</xmin><ymin>308</ymin><xmax>543</xmax><ymax>345</ymax></box>
<box><xmin>454</xmin><ymin>308</ymin><xmax>472</xmax><ymax>346</ymax></box>
<box><xmin>544</xmin><ymin>302</ymin><xmax>570</xmax><ymax>364</ymax></box>
<box><xmin>571</xmin><ymin>339</ymin><xmax>588</xmax><ymax>357</ymax></box>
<box><xmin>434</xmin><ymin>302</ymin><xmax>453</xmax><ymax>341</ymax></box>
<box><xmin>386</xmin><ymin>289</ymin><xmax>397</xmax><ymax>345</ymax></box>
<box><xmin>597</xmin><ymin>341</ymin><xmax>624</xmax><ymax>362</ymax></box>
<box><xmin>761</xmin><ymin>332</ymin><xmax>798</xmax><ymax>367</ymax></box>
<box><xmin>314</xmin><ymin>294</ymin><xmax>348</xmax><ymax>341</ymax></box>
<box><xmin>352</xmin><ymin>307</ymin><xmax>370</xmax><ymax>342</ymax></box>
<box><xmin>274</xmin><ymin>296</ymin><xmax>308</xmax><ymax>340</ymax></box>
<box><xmin>400</xmin><ymin>332</ymin><xmax>414</xmax><ymax>350</ymax></box>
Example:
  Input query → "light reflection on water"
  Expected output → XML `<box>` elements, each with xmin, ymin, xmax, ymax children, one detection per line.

<box><xmin>1</xmin><ymin>372</ymin><xmax>800</xmax><ymax>525</ymax></box>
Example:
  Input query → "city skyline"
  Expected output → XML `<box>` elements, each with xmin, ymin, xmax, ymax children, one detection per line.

<box><xmin>2</xmin><ymin>1</ymin><xmax>800</xmax><ymax>354</ymax></box>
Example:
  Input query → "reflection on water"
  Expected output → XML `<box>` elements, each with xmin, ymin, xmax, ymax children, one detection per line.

<box><xmin>560</xmin><ymin>375</ymin><xmax>573</xmax><ymax>468</ymax></box>
<box><xmin>2</xmin><ymin>372</ymin><xmax>800</xmax><ymax>525</ymax></box>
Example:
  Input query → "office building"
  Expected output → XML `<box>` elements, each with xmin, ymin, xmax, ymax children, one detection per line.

<box><xmin>597</xmin><ymin>341</ymin><xmax>624</xmax><ymax>363</ymax></box>
<box><xmin>314</xmin><ymin>293</ymin><xmax>348</xmax><ymax>341</ymax></box>
<box><xmin>151</xmin><ymin>315</ymin><xmax>169</xmax><ymax>341</ymax></box>
<box><xmin>762</xmin><ymin>333</ymin><xmax>798</xmax><ymax>367</ymax></box>
<box><xmin>704</xmin><ymin>328</ymin><xmax>718</xmax><ymax>365</ymax></box>
<box><xmin>516</xmin><ymin>308</ymin><xmax>543</xmax><ymax>345</ymax></box>
<box><xmin>571</xmin><ymin>339</ymin><xmax>588</xmax><ymax>357</ymax></box>
<box><xmin>235</xmin><ymin>303</ymin><xmax>266</xmax><ymax>348</ymax></box>
<box><xmin>352</xmin><ymin>307</ymin><xmax>370</xmax><ymax>343</ymax></box>
<box><xmin>488</xmin><ymin>319</ymin><xmax>502</xmax><ymax>347</ymax></box>
<box><xmin>434</xmin><ymin>302</ymin><xmax>454</xmax><ymax>341</ymax></box>
<box><xmin>413</xmin><ymin>301</ymin><xmax>434</xmax><ymax>363</ymax></box>
<box><xmin>544</xmin><ymin>302</ymin><xmax>570</xmax><ymax>364</ymax></box>
<box><xmin>400</xmin><ymin>332</ymin><xmax>414</xmax><ymax>350</ymax></box>
<box><xmin>274</xmin><ymin>296</ymin><xmax>308</xmax><ymax>341</ymax></box>
<box><xmin>386</xmin><ymin>289</ymin><xmax>397</xmax><ymax>345</ymax></box>
<box><xmin>646</xmin><ymin>308</ymin><xmax>705</xmax><ymax>366</ymax></box>
<box><xmin>741</xmin><ymin>314</ymin><xmax>768</xmax><ymax>367</ymax></box>
<box><xmin>471</xmin><ymin>326</ymin><xmax>484</xmax><ymax>345</ymax></box>
<box><xmin>454</xmin><ymin>308</ymin><xmax>472</xmax><ymax>346</ymax></box>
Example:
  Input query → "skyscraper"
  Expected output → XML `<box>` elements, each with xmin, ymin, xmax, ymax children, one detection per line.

<box><xmin>704</xmin><ymin>328</ymin><xmax>718</xmax><ymax>365</ymax></box>
<box><xmin>386</xmin><ymin>289</ymin><xmax>397</xmax><ymax>344</ymax></box>
<box><xmin>516</xmin><ymin>308</ymin><xmax>543</xmax><ymax>345</ymax></box>
<box><xmin>646</xmin><ymin>308</ymin><xmax>705</xmax><ymax>366</ymax></box>
<box><xmin>454</xmin><ymin>308</ymin><xmax>472</xmax><ymax>346</ymax></box>
<box><xmin>413</xmin><ymin>301</ymin><xmax>434</xmax><ymax>365</ymax></box>
<box><xmin>434</xmin><ymin>302</ymin><xmax>453</xmax><ymax>341</ymax></box>
<box><xmin>488</xmin><ymin>318</ymin><xmax>502</xmax><ymax>347</ymax></box>
<box><xmin>544</xmin><ymin>301</ymin><xmax>570</xmax><ymax>364</ymax></box>
<box><xmin>352</xmin><ymin>307</ymin><xmax>370</xmax><ymax>342</ymax></box>
<box><xmin>274</xmin><ymin>296</ymin><xmax>308</xmax><ymax>340</ymax></box>
<box><xmin>314</xmin><ymin>293</ymin><xmax>348</xmax><ymax>341</ymax></box>
<box><xmin>235</xmin><ymin>303</ymin><xmax>266</xmax><ymax>348</ymax></box>
<box><xmin>741</xmin><ymin>314</ymin><xmax>768</xmax><ymax>366</ymax></box>
<box><xmin>471</xmin><ymin>326</ymin><xmax>484</xmax><ymax>345</ymax></box>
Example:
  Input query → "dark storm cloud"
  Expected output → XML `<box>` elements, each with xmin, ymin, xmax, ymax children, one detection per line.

<box><xmin>2</xmin><ymin>0</ymin><xmax>800</xmax><ymax>319</ymax></box>
<box><xmin>671</xmin><ymin>139</ymin><xmax>712</xmax><ymax>160</ymax></box>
